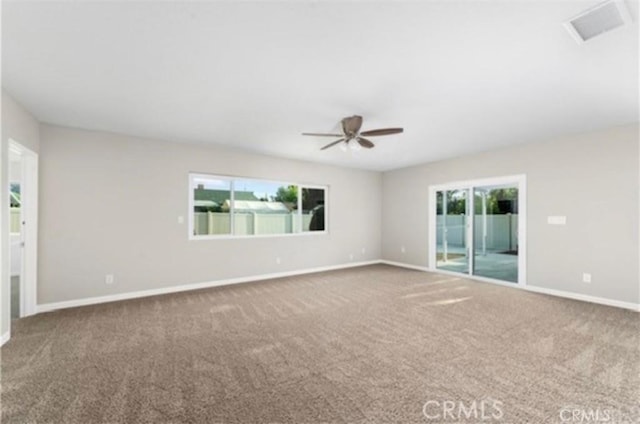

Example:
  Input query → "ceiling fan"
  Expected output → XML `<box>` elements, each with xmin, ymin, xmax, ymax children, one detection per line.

<box><xmin>302</xmin><ymin>115</ymin><xmax>403</xmax><ymax>150</ymax></box>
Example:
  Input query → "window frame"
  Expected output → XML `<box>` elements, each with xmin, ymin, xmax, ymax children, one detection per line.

<box><xmin>188</xmin><ymin>173</ymin><xmax>329</xmax><ymax>240</ymax></box>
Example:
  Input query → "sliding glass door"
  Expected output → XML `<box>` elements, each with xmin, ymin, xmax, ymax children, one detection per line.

<box><xmin>430</xmin><ymin>176</ymin><xmax>525</xmax><ymax>285</ymax></box>
<box><xmin>436</xmin><ymin>189</ymin><xmax>470</xmax><ymax>274</ymax></box>
<box><xmin>472</xmin><ymin>185</ymin><xmax>518</xmax><ymax>283</ymax></box>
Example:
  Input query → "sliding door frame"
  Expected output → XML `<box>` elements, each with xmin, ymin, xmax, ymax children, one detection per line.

<box><xmin>428</xmin><ymin>174</ymin><xmax>527</xmax><ymax>287</ymax></box>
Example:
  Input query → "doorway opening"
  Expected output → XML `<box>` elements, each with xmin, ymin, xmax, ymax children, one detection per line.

<box><xmin>8</xmin><ymin>140</ymin><xmax>38</xmax><ymax>318</ymax></box>
<box><xmin>429</xmin><ymin>175</ymin><xmax>526</xmax><ymax>286</ymax></box>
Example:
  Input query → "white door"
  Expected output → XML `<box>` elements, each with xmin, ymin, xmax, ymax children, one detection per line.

<box><xmin>8</xmin><ymin>140</ymin><xmax>38</xmax><ymax>317</ymax></box>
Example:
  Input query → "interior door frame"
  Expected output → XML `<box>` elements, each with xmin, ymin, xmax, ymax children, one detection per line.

<box><xmin>428</xmin><ymin>174</ymin><xmax>527</xmax><ymax>287</ymax></box>
<box><xmin>8</xmin><ymin>140</ymin><xmax>38</xmax><ymax>317</ymax></box>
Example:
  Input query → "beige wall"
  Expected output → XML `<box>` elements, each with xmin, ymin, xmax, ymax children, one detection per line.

<box><xmin>382</xmin><ymin>124</ymin><xmax>639</xmax><ymax>304</ymax></box>
<box><xmin>4</xmin><ymin>100</ymin><xmax>638</xmax><ymax>332</ymax></box>
<box><xmin>37</xmin><ymin>124</ymin><xmax>382</xmax><ymax>305</ymax></box>
<box><xmin>1</xmin><ymin>90</ymin><xmax>40</xmax><ymax>337</ymax></box>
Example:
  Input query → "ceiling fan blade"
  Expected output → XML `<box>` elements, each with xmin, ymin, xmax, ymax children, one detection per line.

<box><xmin>342</xmin><ymin>115</ymin><xmax>363</xmax><ymax>135</ymax></box>
<box><xmin>359</xmin><ymin>128</ymin><xmax>404</xmax><ymax>137</ymax></box>
<box><xmin>320</xmin><ymin>138</ymin><xmax>346</xmax><ymax>150</ymax></box>
<box><xmin>302</xmin><ymin>132</ymin><xmax>344</xmax><ymax>137</ymax></box>
<box><xmin>356</xmin><ymin>137</ymin><xmax>375</xmax><ymax>149</ymax></box>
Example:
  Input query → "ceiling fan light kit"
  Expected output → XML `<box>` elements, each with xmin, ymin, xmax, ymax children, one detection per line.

<box><xmin>302</xmin><ymin>115</ymin><xmax>404</xmax><ymax>151</ymax></box>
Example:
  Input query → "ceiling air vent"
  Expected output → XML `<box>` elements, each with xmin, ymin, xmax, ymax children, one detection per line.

<box><xmin>564</xmin><ymin>0</ymin><xmax>633</xmax><ymax>43</ymax></box>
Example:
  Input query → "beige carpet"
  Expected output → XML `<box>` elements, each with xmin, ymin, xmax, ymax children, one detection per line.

<box><xmin>1</xmin><ymin>264</ymin><xmax>639</xmax><ymax>423</ymax></box>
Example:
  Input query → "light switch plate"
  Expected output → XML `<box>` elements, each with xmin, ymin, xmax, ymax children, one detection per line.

<box><xmin>547</xmin><ymin>216</ymin><xmax>567</xmax><ymax>225</ymax></box>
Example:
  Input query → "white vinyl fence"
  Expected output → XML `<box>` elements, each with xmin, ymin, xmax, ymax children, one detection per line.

<box><xmin>194</xmin><ymin>212</ymin><xmax>314</xmax><ymax>236</ymax></box>
<box><xmin>437</xmin><ymin>214</ymin><xmax>518</xmax><ymax>252</ymax></box>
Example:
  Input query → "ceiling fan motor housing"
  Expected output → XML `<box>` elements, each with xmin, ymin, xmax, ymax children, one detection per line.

<box><xmin>303</xmin><ymin>115</ymin><xmax>403</xmax><ymax>150</ymax></box>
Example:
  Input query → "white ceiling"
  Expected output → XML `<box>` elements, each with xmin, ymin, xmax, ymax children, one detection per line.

<box><xmin>2</xmin><ymin>0</ymin><xmax>638</xmax><ymax>171</ymax></box>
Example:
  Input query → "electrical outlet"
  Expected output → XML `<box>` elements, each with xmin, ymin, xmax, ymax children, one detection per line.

<box><xmin>349</xmin><ymin>253</ymin><xmax>354</xmax><ymax>261</ymax></box>
<box><xmin>582</xmin><ymin>273</ymin><xmax>592</xmax><ymax>283</ymax></box>
<box><xmin>105</xmin><ymin>274</ymin><xmax>115</xmax><ymax>285</ymax></box>
<box><xmin>361</xmin><ymin>247</ymin><xmax>366</xmax><ymax>254</ymax></box>
<box><xmin>177</xmin><ymin>216</ymin><xmax>184</xmax><ymax>224</ymax></box>
<box><xmin>276</xmin><ymin>257</ymin><xmax>281</xmax><ymax>265</ymax></box>
<box><xmin>401</xmin><ymin>246</ymin><xmax>406</xmax><ymax>254</ymax></box>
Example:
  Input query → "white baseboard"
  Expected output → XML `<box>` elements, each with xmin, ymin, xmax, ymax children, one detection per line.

<box><xmin>1</xmin><ymin>330</ymin><xmax>10</xmax><ymax>347</ymax></box>
<box><xmin>36</xmin><ymin>260</ymin><xmax>382</xmax><ymax>314</ymax></box>
<box><xmin>380</xmin><ymin>260</ymin><xmax>430</xmax><ymax>272</ymax></box>
<box><xmin>380</xmin><ymin>259</ymin><xmax>640</xmax><ymax>312</ymax></box>
<box><xmin>524</xmin><ymin>285</ymin><xmax>640</xmax><ymax>312</ymax></box>
<box><xmin>33</xmin><ymin>259</ymin><xmax>640</xmax><ymax>314</ymax></box>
